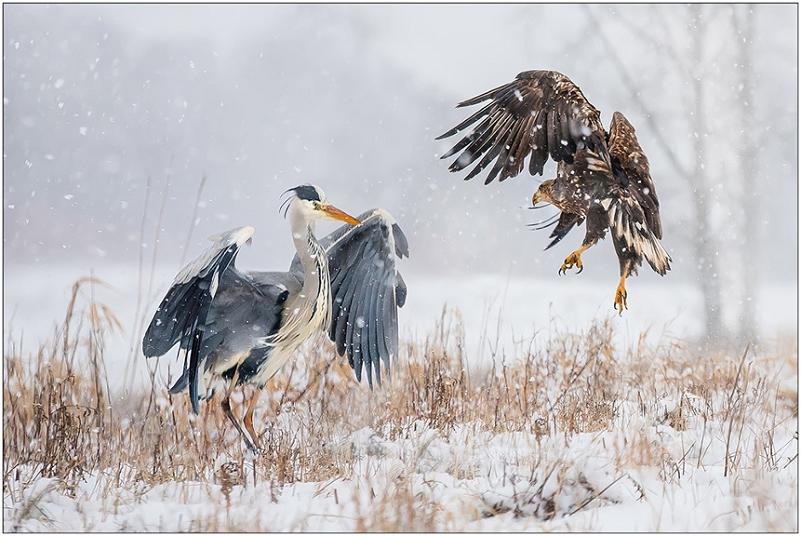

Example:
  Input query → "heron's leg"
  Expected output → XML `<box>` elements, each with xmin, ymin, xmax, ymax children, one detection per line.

<box><xmin>242</xmin><ymin>388</ymin><xmax>262</xmax><ymax>451</ymax></box>
<box><xmin>559</xmin><ymin>243</ymin><xmax>592</xmax><ymax>275</ymax></box>
<box><xmin>220</xmin><ymin>368</ymin><xmax>257</xmax><ymax>453</ymax></box>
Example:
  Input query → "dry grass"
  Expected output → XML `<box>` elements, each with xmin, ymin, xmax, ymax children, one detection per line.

<box><xmin>3</xmin><ymin>279</ymin><xmax>798</xmax><ymax>531</ymax></box>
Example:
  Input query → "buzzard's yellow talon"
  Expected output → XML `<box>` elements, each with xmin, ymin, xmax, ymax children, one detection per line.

<box><xmin>559</xmin><ymin>250</ymin><xmax>584</xmax><ymax>275</ymax></box>
<box><xmin>614</xmin><ymin>277</ymin><xmax>628</xmax><ymax>316</ymax></box>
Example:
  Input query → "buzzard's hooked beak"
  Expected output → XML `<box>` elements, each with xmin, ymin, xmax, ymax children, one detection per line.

<box><xmin>320</xmin><ymin>204</ymin><xmax>361</xmax><ymax>225</ymax></box>
<box><xmin>531</xmin><ymin>191</ymin><xmax>546</xmax><ymax>209</ymax></box>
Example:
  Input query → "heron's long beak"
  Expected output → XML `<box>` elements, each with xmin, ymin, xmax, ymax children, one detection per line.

<box><xmin>320</xmin><ymin>204</ymin><xmax>361</xmax><ymax>225</ymax></box>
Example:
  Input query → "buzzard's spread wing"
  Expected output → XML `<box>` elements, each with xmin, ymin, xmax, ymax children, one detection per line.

<box><xmin>608</xmin><ymin>111</ymin><xmax>663</xmax><ymax>239</ymax></box>
<box><xmin>604</xmin><ymin>112</ymin><xmax>671</xmax><ymax>275</ymax></box>
<box><xmin>437</xmin><ymin>70</ymin><xmax>607</xmax><ymax>184</ymax></box>
<box><xmin>545</xmin><ymin>212</ymin><xmax>585</xmax><ymax>250</ymax></box>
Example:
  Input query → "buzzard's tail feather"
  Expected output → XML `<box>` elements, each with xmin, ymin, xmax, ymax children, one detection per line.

<box><xmin>607</xmin><ymin>197</ymin><xmax>671</xmax><ymax>276</ymax></box>
<box><xmin>640</xmin><ymin>234</ymin><xmax>672</xmax><ymax>275</ymax></box>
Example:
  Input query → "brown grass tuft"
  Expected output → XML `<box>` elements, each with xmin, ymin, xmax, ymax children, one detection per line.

<box><xmin>3</xmin><ymin>280</ymin><xmax>797</xmax><ymax>531</ymax></box>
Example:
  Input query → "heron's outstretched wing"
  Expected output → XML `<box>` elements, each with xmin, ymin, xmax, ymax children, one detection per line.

<box><xmin>294</xmin><ymin>209</ymin><xmax>409</xmax><ymax>387</ymax></box>
<box><xmin>142</xmin><ymin>226</ymin><xmax>255</xmax><ymax>412</ymax></box>
<box><xmin>437</xmin><ymin>70</ymin><xmax>608</xmax><ymax>184</ymax></box>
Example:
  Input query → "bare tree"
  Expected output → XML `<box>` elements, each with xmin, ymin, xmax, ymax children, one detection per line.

<box><xmin>586</xmin><ymin>4</ymin><xmax>726</xmax><ymax>339</ymax></box>
<box><xmin>686</xmin><ymin>5</ymin><xmax>725</xmax><ymax>340</ymax></box>
<box><xmin>731</xmin><ymin>5</ymin><xmax>758</xmax><ymax>343</ymax></box>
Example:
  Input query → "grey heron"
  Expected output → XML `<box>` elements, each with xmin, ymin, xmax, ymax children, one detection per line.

<box><xmin>142</xmin><ymin>184</ymin><xmax>409</xmax><ymax>451</ymax></box>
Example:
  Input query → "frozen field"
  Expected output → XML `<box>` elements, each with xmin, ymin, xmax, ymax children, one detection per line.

<box><xmin>3</xmin><ymin>267</ymin><xmax>798</xmax><ymax>532</ymax></box>
<box><xmin>4</xmin><ymin>2</ymin><xmax>798</xmax><ymax>531</ymax></box>
<box><xmin>7</xmin><ymin>416</ymin><xmax>798</xmax><ymax>531</ymax></box>
<box><xmin>4</xmin><ymin>262</ymin><xmax>797</xmax><ymax>390</ymax></box>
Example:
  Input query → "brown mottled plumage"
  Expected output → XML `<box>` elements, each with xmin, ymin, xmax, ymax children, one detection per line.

<box><xmin>438</xmin><ymin>70</ymin><xmax>671</xmax><ymax>314</ymax></box>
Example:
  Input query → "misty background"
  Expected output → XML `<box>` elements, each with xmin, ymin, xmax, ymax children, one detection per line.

<box><xmin>4</xmin><ymin>4</ymin><xmax>797</xmax><ymax>374</ymax></box>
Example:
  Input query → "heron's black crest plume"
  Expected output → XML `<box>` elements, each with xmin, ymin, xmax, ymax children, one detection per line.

<box><xmin>279</xmin><ymin>184</ymin><xmax>322</xmax><ymax>218</ymax></box>
<box><xmin>279</xmin><ymin>195</ymin><xmax>292</xmax><ymax>218</ymax></box>
<box><xmin>290</xmin><ymin>184</ymin><xmax>321</xmax><ymax>202</ymax></box>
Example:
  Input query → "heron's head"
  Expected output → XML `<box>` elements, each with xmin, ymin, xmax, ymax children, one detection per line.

<box><xmin>281</xmin><ymin>184</ymin><xmax>361</xmax><ymax>225</ymax></box>
<box><xmin>531</xmin><ymin>180</ymin><xmax>556</xmax><ymax>207</ymax></box>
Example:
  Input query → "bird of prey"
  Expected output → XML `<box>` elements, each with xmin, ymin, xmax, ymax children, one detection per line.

<box><xmin>437</xmin><ymin>70</ymin><xmax>671</xmax><ymax>314</ymax></box>
<box><xmin>142</xmin><ymin>185</ymin><xmax>409</xmax><ymax>451</ymax></box>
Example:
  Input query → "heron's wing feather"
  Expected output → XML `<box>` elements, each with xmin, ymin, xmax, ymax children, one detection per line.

<box><xmin>142</xmin><ymin>226</ymin><xmax>254</xmax><ymax>356</ymax></box>
<box><xmin>438</xmin><ymin>70</ymin><xmax>608</xmax><ymax>184</ymax></box>
<box><xmin>142</xmin><ymin>225</ymin><xmax>255</xmax><ymax>413</ymax></box>
<box><xmin>231</xmin><ymin>272</ymin><xmax>297</xmax><ymax>383</ymax></box>
<box><xmin>300</xmin><ymin>209</ymin><xmax>408</xmax><ymax>388</ymax></box>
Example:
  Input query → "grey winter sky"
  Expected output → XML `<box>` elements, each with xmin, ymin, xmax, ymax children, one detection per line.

<box><xmin>3</xmin><ymin>4</ymin><xmax>797</xmax><ymax>342</ymax></box>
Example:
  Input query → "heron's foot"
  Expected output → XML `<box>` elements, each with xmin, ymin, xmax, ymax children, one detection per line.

<box><xmin>244</xmin><ymin>441</ymin><xmax>265</xmax><ymax>456</ymax></box>
<box><xmin>559</xmin><ymin>250</ymin><xmax>584</xmax><ymax>275</ymax></box>
<box><xmin>243</xmin><ymin>390</ymin><xmax>263</xmax><ymax>454</ymax></box>
<box><xmin>243</xmin><ymin>423</ymin><xmax>263</xmax><ymax>454</ymax></box>
<box><xmin>614</xmin><ymin>279</ymin><xmax>628</xmax><ymax>316</ymax></box>
<box><xmin>242</xmin><ymin>436</ymin><xmax>261</xmax><ymax>455</ymax></box>
<box><xmin>221</xmin><ymin>395</ymin><xmax>260</xmax><ymax>454</ymax></box>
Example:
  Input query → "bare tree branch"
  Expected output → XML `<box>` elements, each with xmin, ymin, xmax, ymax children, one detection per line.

<box><xmin>610</xmin><ymin>9</ymin><xmax>691</xmax><ymax>76</ymax></box>
<box><xmin>583</xmin><ymin>5</ymin><xmax>692</xmax><ymax>181</ymax></box>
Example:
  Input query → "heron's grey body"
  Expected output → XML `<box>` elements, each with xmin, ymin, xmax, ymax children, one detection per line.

<box><xmin>142</xmin><ymin>190</ymin><xmax>408</xmax><ymax>424</ymax></box>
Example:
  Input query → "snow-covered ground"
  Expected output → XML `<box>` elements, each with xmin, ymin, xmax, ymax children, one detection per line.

<box><xmin>3</xmin><ymin>264</ymin><xmax>797</xmax><ymax>532</ymax></box>
<box><xmin>6</xmin><ymin>401</ymin><xmax>797</xmax><ymax>531</ymax></box>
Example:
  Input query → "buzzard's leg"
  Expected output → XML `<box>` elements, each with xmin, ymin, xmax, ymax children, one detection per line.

<box><xmin>559</xmin><ymin>206</ymin><xmax>607</xmax><ymax>275</ymax></box>
<box><xmin>221</xmin><ymin>367</ymin><xmax>258</xmax><ymax>453</ymax></box>
<box><xmin>614</xmin><ymin>276</ymin><xmax>628</xmax><ymax>315</ymax></box>
<box><xmin>559</xmin><ymin>243</ymin><xmax>591</xmax><ymax>275</ymax></box>
<box><xmin>242</xmin><ymin>388</ymin><xmax>263</xmax><ymax>451</ymax></box>
<box><xmin>614</xmin><ymin>259</ymin><xmax>636</xmax><ymax>315</ymax></box>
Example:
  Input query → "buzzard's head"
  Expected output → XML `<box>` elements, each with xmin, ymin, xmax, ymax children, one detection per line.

<box><xmin>531</xmin><ymin>180</ymin><xmax>556</xmax><ymax>207</ymax></box>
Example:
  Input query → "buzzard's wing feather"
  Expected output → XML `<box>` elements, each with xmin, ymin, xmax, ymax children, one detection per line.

<box><xmin>608</xmin><ymin>111</ymin><xmax>663</xmax><ymax>238</ymax></box>
<box><xmin>544</xmin><ymin>212</ymin><xmax>585</xmax><ymax>250</ymax></box>
<box><xmin>606</xmin><ymin>195</ymin><xmax>671</xmax><ymax>275</ymax></box>
<box><xmin>604</xmin><ymin>112</ymin><xmax>670</xmax><ymax>275</ymax></box>
<box><xmin>439</xmin><ymin>70</ymin><xmax>607</xmax><ymax>184</ymax></box>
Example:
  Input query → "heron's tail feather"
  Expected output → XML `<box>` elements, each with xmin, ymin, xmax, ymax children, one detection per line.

<box><xmin>169</xmin><ymin>367</ymin><xmax>190</xmax><ymax>394</ymax></box>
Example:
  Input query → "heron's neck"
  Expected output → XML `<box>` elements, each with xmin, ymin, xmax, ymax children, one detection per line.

<box><xmin>260</xmin><ymin>203</ymin><xmax>331</xmax><ymax>368</ymax></box>
<box><xmin>289</xmin><ymin>206</ymin><xmax>328</xmax><ymax>294</ymax></box>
